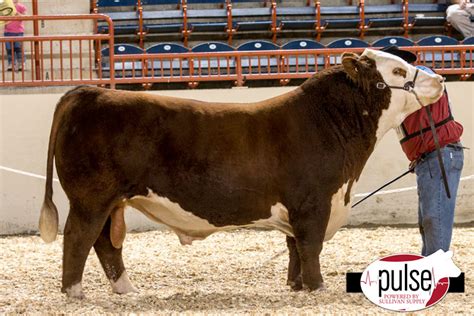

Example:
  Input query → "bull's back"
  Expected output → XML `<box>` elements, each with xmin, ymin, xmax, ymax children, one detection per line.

<box><xmin>55</xmin><ymin>87</ymin><xmax>286</xmax><ymax>226</ymax></box>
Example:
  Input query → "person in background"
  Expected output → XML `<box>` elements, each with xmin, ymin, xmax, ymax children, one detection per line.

<box><xmin>4</xmin><ymin>0</ymin><xmax>27</xmax><ymax>71</ymax></box>
<box><xmin>446</xmin><ymin>0</ymin><xmax>474</xmax><ymax>37</ymax></box>
<box><xmin>382</xmin><ymin>46</ymin><xmax>465</xmax><ymax>257</ymax></box>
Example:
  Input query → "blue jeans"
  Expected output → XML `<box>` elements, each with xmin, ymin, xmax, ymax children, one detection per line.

<box><xmin>415</xmin><ymin>143</ymin><xmax>464</xmax><ymax>256</ymax></box>
<box><xmin>4</xmin><ymin>32</ymin><xmax>24</xmax><ymax>66</ymax></box>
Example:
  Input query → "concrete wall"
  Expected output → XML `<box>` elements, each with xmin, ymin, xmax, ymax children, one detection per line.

<box><xmin>1</xmin><ymin>83</ymin><xmax>473</xmax><ymax>235</ymax></box>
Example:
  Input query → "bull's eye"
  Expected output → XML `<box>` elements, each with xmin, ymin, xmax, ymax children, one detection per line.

<box><xmin>392</xmin><ymin>67</ymin><xmax>407</xmax><ymax>78</ymax></box>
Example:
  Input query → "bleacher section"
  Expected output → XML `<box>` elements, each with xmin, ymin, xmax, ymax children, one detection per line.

<box><xmin>92</xmin><ymin>0</ymin><xmax>458</xmax><ymax>48</ymax></box>
<box><xmin>100</xmin><ymin>35</ymin><xmax>473</xmax><ymax>80</ymax></box>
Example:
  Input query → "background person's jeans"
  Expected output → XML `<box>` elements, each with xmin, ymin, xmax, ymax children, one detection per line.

<box><xmin>4</xmin><ymin>32</ymin><xmax>24</xmax><ymax>67</ymax></box>
<box><xmin>415</xmin><ymin>143</ymin><xmax>464</xmax><ymax>257</ymax></box>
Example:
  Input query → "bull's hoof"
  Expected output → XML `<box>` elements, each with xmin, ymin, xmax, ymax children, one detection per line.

<box><xmin>287</xmin><ymin>275</ymin><xmax>303</xmax><ymax>291</ymax></box>
<box><xmin>62</xmin><ymin>283</ymin><xmax>86</xmax><ymax>299</ymax></box>
<box><xmin>111</xmin><ymin>271</ymin><xmax>138</xmax><ymax>294</ymax></box>
<box><xmin>303</xmin><ymin>282</ymin><xmax>326</xmax><ymax>292</ymax></box>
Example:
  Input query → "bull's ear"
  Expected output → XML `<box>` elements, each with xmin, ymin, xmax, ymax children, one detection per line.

<box><xmin>342</xmin><ymin>52</ymin><xmax>360</xmax><ymax>81</ymax></box>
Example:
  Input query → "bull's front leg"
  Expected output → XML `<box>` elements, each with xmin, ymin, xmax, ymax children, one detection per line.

<box><xmin>286</xmin><ymin>236</ymin><xmax>302</xmax><ymax>290</ymax></box>
<box><xmin>289</xmin><ymin>203</ymin><xmax>330</xmax><ymax>291</ymax></box>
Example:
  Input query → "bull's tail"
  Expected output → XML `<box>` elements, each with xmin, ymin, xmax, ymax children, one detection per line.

<box><xmin>39</xmin><ymin>86</ymin><xmax>87</xmax><ymax>243</ymax></box>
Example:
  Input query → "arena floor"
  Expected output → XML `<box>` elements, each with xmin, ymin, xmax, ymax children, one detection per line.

<box><xmin>0</xmin><ymin>226</ymin><xmax>472</xmax><ymax>314</ymax></box>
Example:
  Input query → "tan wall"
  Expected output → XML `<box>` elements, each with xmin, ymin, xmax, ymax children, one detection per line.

<box><xmin>0</xmin><ymin>83</ymin><xmax>473</xmax><ymax>235</ymax></box>
<box><xmin>1</xmin><ymin>1</ymin><xmax>92</xmax><ymax>35</ymax></box>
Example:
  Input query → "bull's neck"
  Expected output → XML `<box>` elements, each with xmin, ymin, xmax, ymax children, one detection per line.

<box><xmin>288</xmin><ymin>70</ymin><xmax>392</xmax><ymax>179</ymax></box>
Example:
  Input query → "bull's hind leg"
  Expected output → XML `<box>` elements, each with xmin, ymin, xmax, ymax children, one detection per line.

<box><xmin>286</xmin><ymin>236</ymin><xmax>302</xmax><ymax>290</ymax></box>
<box><xmin>62</xmin><ymin>202</ymin><xmax>110</xmax><ymax>299</ymax></box>
<box><xmin>93</xmin><ymin>210</ymin><xmax>137</xmax><ymax>294</ymax></box>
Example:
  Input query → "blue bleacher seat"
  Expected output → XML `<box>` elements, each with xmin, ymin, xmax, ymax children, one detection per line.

<box><xmin>281</xmin><ymin>40</ymin><xmax>324</xmax><ymax>50</ymax></box>
<box><xmin>409</xmin><ymin>4</ymin><xmax>448</xmax><ymax>13</ymax></box>
<box><xmin>463</xmin><ymin>37</ymin><xmax>474</xmax><ymax>63</ymax></box>
<box><xmin>146</xmin><ymin>23</ymin><xmax>183</xmax><ymax>33</ymax></box>
<box><xmin>146</xmin><ymin>43</ymin><xmax>188</xmax><ymax>54</ymax></box>
<box><xmin>417</xmin><ymin>35</ymin><xmax>460</xmax><ymax>65</ymax></box>
<box><xmin>192</xmin><ymin>42</ymin><xmax>234</xmax><ymax>52</ymax></box>
<box><xmin>320</xmin><ymin>5</ymin><xmax>360</xmax><ymax>30</ymax></box>
<box><xmin>238</xmin><ymin>40</ymin><xmax>279</xmax><ymax>72</ymax></box>
<box><xmin>282</xmin><ymin>40</ymin><xmax>325</xmax><ymax>69</ymax></box>
<box><xmin>237</xmin><ymin>40</ymin><xmax>279</xmax><ymax>51</ymax></box>
<box><xmin>191</xmin><ymin>42</ymin><xmax>236</xmax><ymax>72</ymax></box>
<box><xmin>409</xmin><ymin>4</ymin><xmax>448</xmax><ymax>27</ymax></box>
<box><xmin>101</xmin><ymin>44</ymin><xmax>144</xmax><ymax>78</ymax></box>
<box><xmin>463</xmin><ymin>37</ymin><xmax>474</xmax><ymax>45</ymax></box>
<box><xmin>191</xmin><ymin>22</ymin><xmax>228</xmax><ymax>32</ymax></box>
<box><xmin>146</xmin><ymin>43</ymin><xmax>189</xmax><ymax>74</ymax></box>
<box><xmin>364</xmin><ymin>4</ymin><xmax>403</xmax><ymax>14</ymax></box>
<box><xmin>327</xmin><ymin>38</ymin><xmax>369</xmax><ymax>49</ymax></box>
<box><xmin>372</xmin><ymin>36</ymin><xmax>415</xmax><ymax>48</ymax></box>
<box><xmin>418</xmin><ymin>35</ymin><xmax>458</xmax><ymax>46</ymax></box>
<box><xmin>323</xmin><ymin>18</ymin><xmax>361</xmax><ymax>30</ymax></box>
<box><xmin>142</xmin><ymin>10</ymin><xmax>183</xmax><ymax>34</ymax></box>
<box><xmin>367</xmin><ymin>17</ymin><xmax>405</xmax><ymax>28</ymax></box>
<box><xmin>412</xmin><ymin>16</ymin><xmax>446</xmax><ymax>27</ymax></box>
<box><xmin>101</xmin><ymin>44</ymin><xmax>144</xmax><ymax>57</ymax></box>
<box><xmin>327</xmin><ymin>38</ymin><xmax>369</xmax><ymax>64</ymax></box>
<box><xmin>278</xmin><ymin>6</ymin><xmax>315</xmax><ymax>31</ymax></box>
<box><xmin>280</xmin><ymin>20</ymin><xmax>316</xmax><ymax>30</ymax></box>
<box><xmin>98</xmin><ymin>0</ymin><xmax>137</xmax><ymax>7</ymax></box>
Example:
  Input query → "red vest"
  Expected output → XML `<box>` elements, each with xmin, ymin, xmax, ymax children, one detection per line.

<box><xmin>396</xmin><ymin>92</ymin><xmax>463</xmax><ymax>162</ymax></box>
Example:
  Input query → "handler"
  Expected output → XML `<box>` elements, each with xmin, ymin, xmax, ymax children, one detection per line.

<box><xmin>382</xmin><ymin>46</ymin><xmax>464</xmax><ymax>256</ymax></box>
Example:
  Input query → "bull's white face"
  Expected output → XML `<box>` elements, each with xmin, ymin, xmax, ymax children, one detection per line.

<box><xmin>361</xmin><ymin>49</ymin><xmax>445</xmax><ymax>140</ymax></box>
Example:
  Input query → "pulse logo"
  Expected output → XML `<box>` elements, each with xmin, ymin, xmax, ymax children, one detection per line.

<box><xmin>360</xmin><ymin>250</ymin><xmax>461</xmax><ymax>312</ymax></box>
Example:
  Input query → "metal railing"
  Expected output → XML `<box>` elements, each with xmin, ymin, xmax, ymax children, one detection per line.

<box><xmin>0</xmin><ymin>14</ymin><xmax>115</xmax><ymax>87</ymax></box>
<box><xmin>0</xmin><ymin>14</ymin><xmax>473</xmax><ymax>89</ymax></box>
<box><xmin>105</xmin><ymin>46</ymin><xmax>474</xmax><ymax>88</ymax></box>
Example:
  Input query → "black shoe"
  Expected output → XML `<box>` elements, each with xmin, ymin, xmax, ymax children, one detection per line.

<box><xmin>7</xmin><ymin>64</ymin><xmax>12</xmax><ymax>71</ymax></box>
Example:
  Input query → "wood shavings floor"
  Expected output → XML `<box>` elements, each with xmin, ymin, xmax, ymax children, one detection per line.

<box><xmin>0</xmin><ymin>227</ymin><xmax>472</xmax><ymax>314</ymax></box>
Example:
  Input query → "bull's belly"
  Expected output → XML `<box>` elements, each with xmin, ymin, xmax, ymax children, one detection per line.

<box><xmin>126</xmin><ymin>189</ymin><xmax>294</xmax><ymax>245</ymax></box>
<box><xmin>125</xmin><ymin>184</ymin><xmax>352</xmax><ymax>245</ymax></box>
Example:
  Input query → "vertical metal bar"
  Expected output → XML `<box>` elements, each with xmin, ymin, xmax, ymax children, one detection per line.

<box><xmin>30</xmin><ymin>41</ymin><xmax>34</xmax><ymax>80</ymax></box>
<box><xmin>441</xmin><ymin>47</ymin><xmax>445</xmax><ymax>69</ymax></box>
<box><xmin>207</xmin><ymin>56</ymin><xmax>211</xmax><ymax>77</ymax></box>
<box><xmin>50</xmin><ymin>40</ymin><xmax>54</xmax><ymax>81</ymax></box>
<box><xmin>69</xmin><ymin>40</ymin><xmax>73</xmax><ymax>80</ymax></box>
<box><xmin>40</xmin><ymin>40</ymin><xmax>44</xmax><ymax>81</ymax></box>
<box><xmin>132</xmin><ymin>56</ymin><xmax>136</xmax><ymax>78</ymax></box>
<box><xmin>97</xmin><ymin>40</ymin><xmax>102</xmax><ymax>80</ymax></box>
<box><xmin>79</xmin><ymin>40</ymin><xmax>83</xmax><ymax>80</ymax></box>
<box><xmin>122</xmin><ymin>59</ymin><xmax>125</xmax><ymax>79</ymax></box>
<box><xmin>19</xmin><ymin>40</ymin><xmax>24</xmax><ymax>81</ymax></box>
<box><xmin>295</xmin><ymin>54</ymin><xmax>299</xmax><ymax>73</ymax></box>
<box><xmin>160</xmin><ymin>57</ymin><xmax>164</xmax><ymax>77</ymax></box>
<box><xmin>236</xmin><ymin>54</ymin><xmax>243</xmax><ymax>86</ymax></box>
<box><xmin>89</xmin><ymin>39</ymin><xmax>93</xmax><ymax>80</ymax></box>
<box><xmin>1</xmin><ymin>43</ymin><xmax>5</xmax><ymax>82</ymax></box>
<box><xmin>60</xmin><ymin>40</ymin><xmax>64</xmax><ymax>81</ymax></box>
<box><xmin>170</xmin><ymin>58</ymin><xmax>174</xmax><ymax>78</ymax></box>
<box><xmin>33</xmin><ymin>0</ymin><xmax>41</xmax><ymax>80</ymax></box>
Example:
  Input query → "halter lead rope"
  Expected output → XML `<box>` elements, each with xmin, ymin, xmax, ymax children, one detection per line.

<box><xmin>375</xmin><ymin>68</ymin><xmax>451</xmax><ymax>199</ymax></box>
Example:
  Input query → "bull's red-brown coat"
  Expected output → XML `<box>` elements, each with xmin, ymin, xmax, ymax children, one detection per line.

<box><xmin>39</xmin><ymin>51</ymin><xmax>443</xmax><ymax>297</ymax></box>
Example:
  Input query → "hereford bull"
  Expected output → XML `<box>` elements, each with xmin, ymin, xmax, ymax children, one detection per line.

<box><xmin>39</xmin><ymin>49</ymin><xmax>444</xmax><ymax>298</ymax></box>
